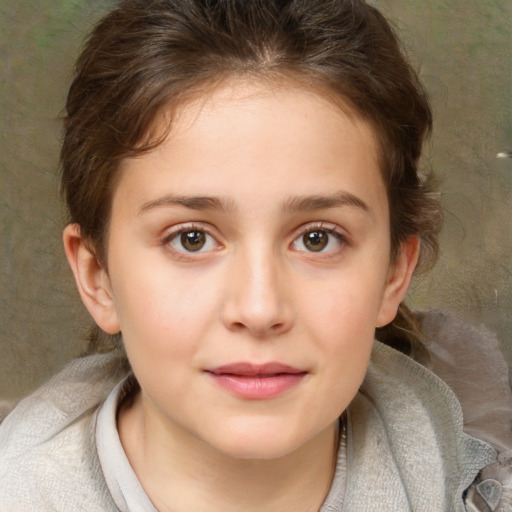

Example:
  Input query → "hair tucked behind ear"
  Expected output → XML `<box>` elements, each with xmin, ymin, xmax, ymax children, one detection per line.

<box><xmin>61</xmin><ymin>0</ymin><xmax>442</xmax><ymax>353</ymax></box>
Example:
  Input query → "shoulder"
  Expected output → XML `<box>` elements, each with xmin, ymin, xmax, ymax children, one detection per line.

<box><xmin>353</xmin><ymin>309</ymin><xmax>512</xmax><ymax>512</ymax></box>
<box><xmin>417</xmin><ymin>309</ymin><xmax>512</xmax><ymax>512</ymax></box>
<box><xmin>0</xmin><ymin>351</ymin><xmax>129</xmax><ymax>512</ymax></box>
<box><xmin>417</xmin><ymin>309</ymin><xmax>512</xmax><ymax>451</ymax></box>
<box><xmin>347</xmin><ymin>339</ymin><xmax>495</xmax><ymax>511</ymax></box>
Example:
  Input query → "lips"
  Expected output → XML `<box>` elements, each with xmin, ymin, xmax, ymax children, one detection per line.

<box><xmin>206</xmin><ymin>362</ymin><xmax>307</xmax><ymax>400</ymax></box>
<box><xmin>209</xmin><ymin>362</ymin><xmax>305</xmax><ymax>376</ymax></box>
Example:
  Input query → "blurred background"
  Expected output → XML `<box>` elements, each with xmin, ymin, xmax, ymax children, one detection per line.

<box><xmin>1</xmin><ymin>0</ymin><xmax>511</xmax><ymax>399</ymax></box>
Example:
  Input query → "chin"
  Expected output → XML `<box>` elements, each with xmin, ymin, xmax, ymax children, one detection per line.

<box><xmin>202</xmin><ymin>418</ymin><xmax>319</xmax><ymax>461</ymax></box>
<box><xmin>213</xmin><ymin>438</ymin><xmax>301</xmax><ymax>461</ymax></box>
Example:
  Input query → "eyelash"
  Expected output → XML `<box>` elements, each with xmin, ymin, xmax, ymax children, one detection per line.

<box><xmin>161</xmin><ymin>222</ymin><xmax>347</xmax><ymax>259</ymax></box>
<box><xmin>291</xmin><ymin>223</ymin><xmax>347</xmax><ymax>256</ymax></box>
<box><xmin>161</xmin><ymin>223</ymin><xmax>221</xmax><ymax>258</ymax></box>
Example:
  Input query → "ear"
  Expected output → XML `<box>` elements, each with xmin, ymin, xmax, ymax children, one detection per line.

<box><xmin>376</xmin><ymin>236</ymin><xmax>420</xmax><ymax>327</ymax></box>
<box><xmin>63</xmin><ymin>224</ymin><xmax>120</xmax><ymax>334</ymax></box>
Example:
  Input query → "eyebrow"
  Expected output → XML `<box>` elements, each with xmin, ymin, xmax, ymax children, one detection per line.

<box><xmin>138</xmin><ymin>194</ymin><xmax>236</xmax><ymax>215</ymax></box>
<box><xmin>282</xmin><ymin>192</ymin><xmax>369</xmax><ymax>213</ymax></box>
<box><xmin>138</xmin><ymin>190</ymin><xmax>369</xmax><ymax>216</ymax></box>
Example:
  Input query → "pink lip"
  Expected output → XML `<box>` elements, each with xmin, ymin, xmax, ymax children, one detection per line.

<box><xmin>206</xmin><ymin>363</ymin><xmax>307</xmax><ymax>400</ymax></box>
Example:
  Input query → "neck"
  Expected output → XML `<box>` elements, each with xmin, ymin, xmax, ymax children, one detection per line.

<box><xmin>119</xmin><ymin>391</ymin><xmax>340</xmax><ymax>512</ymax></box>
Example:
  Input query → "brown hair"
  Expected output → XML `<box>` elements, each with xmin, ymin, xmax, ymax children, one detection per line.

<box><xmin>61</xmin><ymin>0</ymin><xmax>442</xmax><ymax>350</ymax></box>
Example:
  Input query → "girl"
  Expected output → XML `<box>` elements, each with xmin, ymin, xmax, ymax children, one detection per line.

<box><xmin>1</xmin><ymin>0</ymin><xmax>511</xmax><ymax>510</ymax></box>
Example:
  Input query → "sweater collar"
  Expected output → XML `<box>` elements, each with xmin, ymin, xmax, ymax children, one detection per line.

<box><xmin>341</xmin><ymin>341</ymin><xmax>496</xmax><ymax>511</ymax></box>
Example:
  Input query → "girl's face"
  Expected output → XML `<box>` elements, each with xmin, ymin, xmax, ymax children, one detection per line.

<box><xmin>68</xmin><ymin>80</ymin><xmax>417</xmax><ymax>460</ymax></box>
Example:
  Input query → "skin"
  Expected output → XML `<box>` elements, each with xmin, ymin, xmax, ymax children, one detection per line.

<box><xmin>64</xmin><ymin>79</ymin><xmax>419</xmax><ymax>511</ymax></box>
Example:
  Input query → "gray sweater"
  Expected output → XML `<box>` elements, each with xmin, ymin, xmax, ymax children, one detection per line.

<box><xmin>0</xmin><ymin>310</ymin><xmax>509</xmax><ymax>511</ymax></box>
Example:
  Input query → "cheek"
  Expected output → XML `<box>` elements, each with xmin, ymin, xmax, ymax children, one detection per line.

<box><xmin>296</xmin><ymin>269</ymin><xmax>384</xmax><ymax>394</ymax></box>
<box><xmin>300</xmin><ymin>272</ymin><xmax>386</xmax><ymax>338</ymax></box>
<box><xmin>111</xmin><ymin>265</ymin><xmax>222</xmax><ymax>357</ymax></box>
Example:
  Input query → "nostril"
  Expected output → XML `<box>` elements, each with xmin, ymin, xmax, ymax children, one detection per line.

<box><xmin>227</xmin><ymin>319</ymin><xmax>288</xmax><ymax>336</ymax></box>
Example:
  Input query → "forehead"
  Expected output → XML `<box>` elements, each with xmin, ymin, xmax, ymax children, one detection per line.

<box><xmin>114</xmin><ymin>78</ymin><xmax>386</xmax><ymax>218</ymax></box>
<box><xmin>140</xmin><ymin>76</ymin><xmax>378</xmax><ymax>163</ymax></box>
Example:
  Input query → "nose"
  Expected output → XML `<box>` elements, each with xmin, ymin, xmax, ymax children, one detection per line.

<box><xmin>220</xmin><ymin>247</ymin><xmax>293</xmax><ymax>338</ymax></box>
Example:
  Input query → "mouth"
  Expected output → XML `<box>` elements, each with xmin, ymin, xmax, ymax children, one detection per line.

<box><xmin>205</xmin><ymin>363</ymin><xmax>307</xmax><ymax>400</ymax></box>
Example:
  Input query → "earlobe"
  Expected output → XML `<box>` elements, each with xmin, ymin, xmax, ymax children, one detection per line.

<box><xmin>376</xmin><ymin>236</ymin><xmax>420</xmax><ymax>327</ymax></box>
<box><xmin>62</xmin><ymin>224</ymin><xmax>120</xmax><ymax>334</ymax></box>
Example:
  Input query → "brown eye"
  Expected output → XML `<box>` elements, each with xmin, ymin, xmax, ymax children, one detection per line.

<box><xmin>180</xmin><ymin>230</ymin><xmax>206</xmax><ymax>252</ymax></box>
<box><xmin>302</xmin><ymin>231</ymin><xmax>328</xmax><ymax>252</ymax></box>
<box><xmin>168</xmin><ymin>228</ymin><xmax>219</xmax><ymax>255</ymax></box>
<box><xmin>292</xmin><ymin>227</ymin><xmax>345</xmax><ymax>254</ymax></box>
